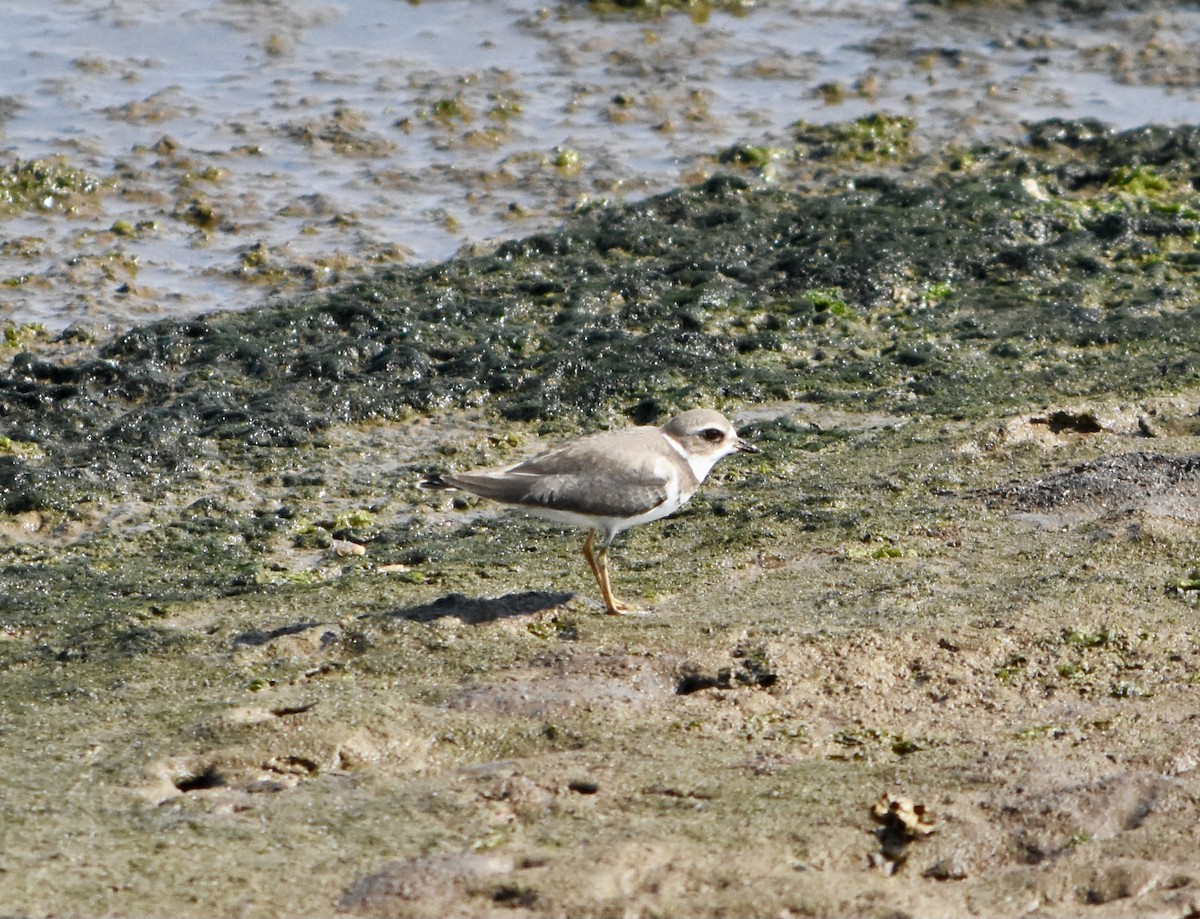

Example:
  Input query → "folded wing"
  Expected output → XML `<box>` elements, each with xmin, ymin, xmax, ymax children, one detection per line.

<box><xmin>445</xmin><ymin>430</ymin><xmax>681</xmax><ymax>518</ymax></box>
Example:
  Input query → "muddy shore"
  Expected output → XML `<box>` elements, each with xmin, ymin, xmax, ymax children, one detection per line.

<box><xmin>2</xmin><ymin>111</ymin><xmax>1200</xmax><ymax>917</ymax></box>
<box><xmin>4</xmin><ymin>0</ymin><xmax>1199</xmax><ymax>330</ymax></box>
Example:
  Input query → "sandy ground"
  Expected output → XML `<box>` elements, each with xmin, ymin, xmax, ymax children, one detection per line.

<box><xmin>4</xmin><ymin>391</ymin><xmax>1200</xmax><ymax>917</ymax></box>
<box><xmin>3</xmin><ymin>3</ymin><xmax>1200</xmax><ymax>916</ymax></box>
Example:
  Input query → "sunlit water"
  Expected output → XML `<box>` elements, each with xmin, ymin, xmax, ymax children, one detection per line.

<box><xmin>1</xmin><ymin>0</ymin><xmax>1198</xmax><ymax>330</ymax></box>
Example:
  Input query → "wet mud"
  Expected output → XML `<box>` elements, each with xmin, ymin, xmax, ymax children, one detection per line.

<box><xmin>3</xmin><ymin>106</ymin><xmax>1200</xmax><ymax>918</ymax></box>
<box><xmin>2</xmin><ymin>116</ymin><xmax>1200</xmax><ymax>919</ymax></box>
<box><xmin>3</xmin><ymin>0</ymin><xmax>1200</xmax><ymax>329</ymax></box>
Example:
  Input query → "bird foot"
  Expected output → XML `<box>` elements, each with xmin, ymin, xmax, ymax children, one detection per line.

<box><xmin>604</xmin><ymin>601</ymin><xmax>654</xmax><ymax>617</ymax></box>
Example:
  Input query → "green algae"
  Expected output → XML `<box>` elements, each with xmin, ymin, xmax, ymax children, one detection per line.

<box><xmin>3</xmin><ymin>322</ymin><xmax>49</xmax><ymax>347</ymax></box>
<box><xmin>426</xmin><ymin>97</ymin><xmax>474</xmax><ymax>125</ymax></box>
<box><xmin>791</xmin><ymin>113</ymin><xmax>917</xmax><ymax>163</ymax></box>
<box><xmin>0</xmin><ymin>157</ymin><xmax>104</xmax><ymax>216</ymax></box>
<box><xmin>4</xmin><ymin>400</ymin><xmax>1200</xmax><ymax>917</ymax></box>
<box><xmin>4</xmin><ymin>119</ymin><xmax>1200</xmax><ymax>917</ymax></box>
<box><xmin>582</xmin><ymin>0</ymin><xmax>757</xmax><ymax>18</ymax></box>
<box><xmin>3</xmin><ymin>120</ymin><xmax>1198</xmax><ymax>516</ymax></box>
<box><xmin>551</xmin><ymin>145</ymin><xmax>583</xmax><ymax>174</ymax></box>
<box><xmin>716</xmin><ymin>142</ymin><xmax>784</xmax><ymax>175</ymax></box>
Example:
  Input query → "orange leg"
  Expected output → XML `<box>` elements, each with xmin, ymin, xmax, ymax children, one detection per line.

<box><xmin>581</xmin><ymin>530</ymin><xmax>603</xmax><ymax>587</ymax></box>
<box><xmin>582</xmin><ymin>531</ymin><xmax>630</xmax><ymax>615</ymax></box>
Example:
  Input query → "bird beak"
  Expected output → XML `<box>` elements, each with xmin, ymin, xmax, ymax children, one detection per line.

<box><xmin>735</xmin><ymin>436</ymin><xmax>759</xmax><ymax>454</ymax></box>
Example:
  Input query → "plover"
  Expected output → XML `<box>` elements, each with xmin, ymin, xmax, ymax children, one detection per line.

<box><xmin>420</xmin><ymin>409</ymin><xmax>758</xmax><ymax>614</ymax></box>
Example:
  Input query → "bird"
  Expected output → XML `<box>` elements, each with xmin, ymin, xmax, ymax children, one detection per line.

<box><xmin>420</xmin><ymin>409</ymin><xmax>758</xmax><ymax>615</ymax></box>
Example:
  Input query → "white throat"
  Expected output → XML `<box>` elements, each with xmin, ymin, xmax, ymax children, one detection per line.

<box><xmin>663</xmin><ymin>433</ymin><xmax>725</xmax><ymax>483</ymax></box>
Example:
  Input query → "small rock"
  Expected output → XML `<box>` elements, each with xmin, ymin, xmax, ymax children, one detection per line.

<box><xmin>871</xmin><ymin>792</ymin><xmax>936</xmax><ymax>871</ymax></box>
<box><xmin>330</xmin><ymin>539</ymin><xmax>366</xmax><ymax>557</ymax></box>
<box><xmin>338</xmin><ymin>852</ymin><xmax>514</xmax><ymax>913</ymax></box>
<box><xmin>923</xmin><ymin>855</ymin><xmax>969</xmax><ymax>881</ymax></box>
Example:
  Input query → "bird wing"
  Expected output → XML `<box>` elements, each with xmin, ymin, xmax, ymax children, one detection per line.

<box><xmin>447</xmin><ymin>429</ymin><xmax>680</xmax><ymax>518</ymax></box>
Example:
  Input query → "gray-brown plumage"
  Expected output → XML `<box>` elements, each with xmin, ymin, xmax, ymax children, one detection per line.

<box><xmin>421</xmin><ymin>409</ymin><xmax>757</xmax><ymax>614</ymax></box>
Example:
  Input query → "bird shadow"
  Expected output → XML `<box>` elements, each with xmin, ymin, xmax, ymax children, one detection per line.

<box><xmin>231</xmin><ymin>620</ymin><xmax>325</xmax><ymax>648</ymax></box>
<box><xmin>382</xmin><ymin>590</ymin><xmax>576</xmax><ymax>625</ymax></box>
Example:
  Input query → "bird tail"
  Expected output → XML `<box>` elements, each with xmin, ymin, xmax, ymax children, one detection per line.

<box><xmin>420</xmin><ymin>472</ymin><xmax>455</xmax><ymax>490</ymax></box>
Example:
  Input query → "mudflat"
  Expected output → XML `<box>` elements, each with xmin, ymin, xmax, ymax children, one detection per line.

<box><xmin>3</xmin><ymin>119</ymin><xmax>1200</xmax><ymax>917</ymax></box>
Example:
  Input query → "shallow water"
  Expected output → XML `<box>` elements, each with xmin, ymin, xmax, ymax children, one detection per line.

<box><xmin>1</xmin><ymin>0</ymin><xmax>1199</xmax><ymax>330</ymax></box>
<box><xmin>5</xmin><ymin>13</ymin><xmax>1200</xmax><ymax>917</ymax></box>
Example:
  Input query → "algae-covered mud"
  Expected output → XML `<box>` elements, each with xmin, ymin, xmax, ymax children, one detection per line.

<box><xmin>3</xmin><ymin>117</ymin><xmax>1200</xmax><ymax>917</ymax></box>
<box><xmin>3</xmin><ymin>0</ymin><xmax>1199</xmax><ymax>330</ymax></box>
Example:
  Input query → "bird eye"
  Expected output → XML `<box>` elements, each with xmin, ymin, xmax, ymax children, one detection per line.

<box><xmin>702</xmin><ymin>428</ymin><xmax>723</xmax><ymax>442</ymax></box>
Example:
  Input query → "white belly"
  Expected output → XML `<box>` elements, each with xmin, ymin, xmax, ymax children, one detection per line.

<box><xmin>524</xmin><ymin>482</ymin><xmax>691</xmax><ymax>544</ymax></box>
